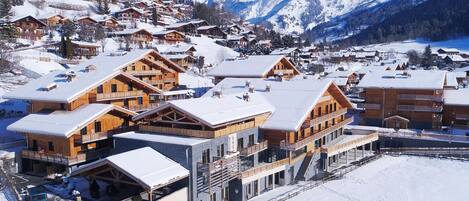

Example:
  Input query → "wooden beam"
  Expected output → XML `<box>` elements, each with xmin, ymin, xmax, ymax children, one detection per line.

<box><xmin>92</xmin><ymin>175</ymin><xmax>141</xmax><ymax>187</ymax></box>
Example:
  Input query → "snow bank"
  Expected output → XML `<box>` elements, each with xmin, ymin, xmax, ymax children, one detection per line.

<box><xmin>189</xmin><ymin>36</ymin><xmax>240</xmax><ymax>66</ymax></box>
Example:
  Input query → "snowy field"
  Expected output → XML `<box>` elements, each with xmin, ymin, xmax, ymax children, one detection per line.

<box><xmin>286</xmin><ymin>156</ymin><xmax>469</xmax><ymax>201</ymax></box>
<box><xmin>364</xmin><ymin>37</ymin><xmax>469</xmax><ymax>54</ymax></box>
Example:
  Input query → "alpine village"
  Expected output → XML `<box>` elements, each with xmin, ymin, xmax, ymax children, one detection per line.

<box><xmin>0</xmin><ymin>0</ymin><xmax>469</xmax><ymax>200</ymax></box>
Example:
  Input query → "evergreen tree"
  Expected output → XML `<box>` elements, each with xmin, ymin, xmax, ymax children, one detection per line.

<box><xmin>151</xmin><ymin>6</ymin><xmax>158</xmax><ymax>25</ymax></box>
<box><xmin>303</xmin><ymin>38</ymin><xmax>311</xmax><ymax>47</ymax></box>
<box><xmin>103</xmin><ymin>0</ymin><xmax>110</xmax><ymax>14</ymax></box>
<box><xmin>97</xmin><ymin>0</ymin><xmax>103</xmax><ymax>14</ymax></box>
<box><xmin>65</xmin><ymin>37</ymin><xmax>73</xmax><ymax>59</ymax></box>
<box><xmin>422</xmin><ymin>45</ymin><xmax>433</xmax><ymax>67</ymax></box>
<box><xmin>0</xmin><ymin>23</ymin><xmax>18</xmax><ymax>41</ymax></box>
<box><xmin>94</xmin><ymin>25</ymin><xmax>106</xmax><ymax>42</ymax></box>
<box><xmin>60</xmin><ymin>36</ymin><xmax>66</xmax><ymax>57</ymax></box>
<box><xmin>0</xmin><ymin>0</ymin><xmax>12</xmax><ymax>18</ymax></box>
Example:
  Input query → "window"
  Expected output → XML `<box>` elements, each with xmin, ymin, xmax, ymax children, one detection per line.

<box><xmin>318</xmin><ymin>123</ymin><xmax>322</xmax><ymax>131</ymax></box>
<box><xmin>48</xmin><ymin>141</ymin><xmax>54</xmax><ymax>151</ymax></box>
<box><xmin>60</xmin><ymin>103</ymin><xmax>66</xmax><ymax>110</ymax></box>
<box><xmin>127</xmin><ymin>83</ymin><xmax>133</xmax><ymax>91</ymax></box>
<box><xmin>237</xmin><ymin>138</ymin><xmax>244</xmax><ymax>150</ymax></box>
<box><xmin>95</xmin><ymin>121</ymin><xmax>102</xmax><ymax>133</ymax></box>
<box><xmin>248</xmin><ymin>134</ymin><xmax>255</xmax><ymax>146</ymax></box>
<box><xmin>334</xmin><ymin>103</ymin><xmax>337</xmax><ymax>111</ymax></box>
<box><xmin>137</xmin><ymin>97</ymin><xmax>143</xmax><ymax>105</ymax></box>
<box><xmin>202</xmin><ymin>149</ymin><xmax>210</xmax><ymax>163</ymax></box>
<box><xmin>325</xmin><ymin>121</ymin><xmax>328</xmax><ymax>128</ymax></box>
<box><xmin>97</xmin><ymin>85</ymin><xmax>103</xmax><ymax>93</ymax></box>
<box><xmin>318</xmin><ymin>107</ymin><xmax>322</xmax><ymax>117</ymax></box>
<box><xmin>142</xmin><ymin>65</ymin><xmax>146</xmax><ymax>70</ymax></box>
<box><xmin>123</xmin><ymin>99</ymin><xmax>129</xmax><ymax>107</ymax></box>
<box><xmin>217</xmin><ymin>144</ymin><xmax>225</xmax><ymax>157</ymax></box>
<box><xmin>311</xmin><ymin>109</ymin><xmax>314</xmax><ymax>118</ymax></box>
<box><xmin>210</xmin><ymin>192</ymin><xmax>217</xmax><ymax>201</ymax></box>
<box><xmin>80</xmin><ymin>127</ymin><xmax>87</xmax><ymax>135</ymax></box>
<box><xmin>326</xmin><ymin>105</ymin><xmax>329</xmax><ymax>114</ymax></box>
<box><xmin>131</xmin><ymin>65</ymin><xmax>135</xmax><ymax>71</ymax></box>
<box><xmin>332</xmin><ymin>118</ymin><xmax>335</xmax><ymax>125</ymax></box>
<box><xmin>111</xmin><ymin>84</ymin><xmax>117</xmax><ymax>92</ymax></box>
<box><xmin>329</xmin><ymin>104</ymin><xmax>333</xmax><ymax>113</ymax></box>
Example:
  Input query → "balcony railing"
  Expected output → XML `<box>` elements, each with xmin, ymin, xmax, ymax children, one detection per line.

<box><xmin>239</xmin><ymin>158</ymin><xmax>290</xmax><ymax>179</ymax></box>
<box><xmin>455</xmin><ymin>114</ymin><xmax>469</xmax><ymax>121</ymax></box>
<box><xmin>126</xmin><ymin>70</ymin><xmax>162</xmax><ymax>76</ymax></box>
<box><xmin>96</xmin><ymin>90</ymin><xmax>144</xmax><ymax>101</ymax></box>
<box><xmin>397</xmin><ymin>105</ymin><xmax>443</xmax><ymax>113</ymax></box>
<box><xmin>310</xmin><ymin>108</ymin><xmax>348</xmax><ymax>126</ymax></box>
<box><xmin>398</xmin><ymin>94</ymin><xmax>443</xmax><ymax>102</ymax></box>
<box><xmin>80</xmin><ymin>132</ymin><xmax>109</xmax><ymax>144</ymax></box>
<box><xmin>139</xmin><ymin>121</ymin><xmax>255</xmax><ymax>139</ymax></box>
<box><xmin>21</xmin><ymin>148</ymin><xmax>110</xmax><ymax>166</ymax></box>
<box><xmin>239</xmin><ymin>140</ymin><xmax>268</xmax><ymax>157</ymax></box>
<box><xmin>320</xmin><ymin>132</ymin><xmax>379</xmax><ymax>156</ymax></box>
<box><xmin>145</xmin><ymin>79</ymin><xmax>164</xmax><ymax>85</ymax></box>
<box><xmin>124</xmin><ymin>103</ymin><xmax>161</xmax><ymax>111</ymax></box>
<box><xmin>281</xmin><ymin>117</ymin><xmax>353</xmax><ymax>151</ymax></box>
<box><xmin>273</xmin><ymin>69</ymin><xmax>294</xmax><ymax>75</ymax></box>
<box><xmin>164</xmin><ymin>77</ymin><xmax>177</xmax><ymax>83</ymax></box>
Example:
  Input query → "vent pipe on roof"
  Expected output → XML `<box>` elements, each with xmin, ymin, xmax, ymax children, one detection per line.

<box><xmin>265</xmin><ymin>84</ymin><xmax>271</xmax><ymax>92</ymax></box>
<box><xmin>243</xmin><ymin>92</ymin><xmax>250</xmax><ymax>102</ymax></box>
<box><xmin>213</xmin><ymin>89</ymin><xmax>222</xmax><ymax>98</ymax></box>
<box><xmin>248</xmin><ymin>85</ymin><xmax>255</xmax><ymax>93</ymax></box>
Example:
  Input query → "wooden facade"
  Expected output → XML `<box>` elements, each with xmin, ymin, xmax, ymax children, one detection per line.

<box><xmin>361</xmin><ymin>88</ymin><xmax>443</xmax><ymax>129</ymax></box>
<box><xmin>114</xmin><ymin>7</ymin><xmax>144</xmax><ymax>21</ymax></box>
<box><xmin>71</xmin><ymin>42</ymin><xmax>100</xmax><ymax>59</ymax></box>
<box><xmin>197</xmin><ymin>26</ymin><xmax>227</xmax><ymax>39</ymax></box>
<box><xmin>21</xmin><ymin>108</ymin><xmax>135</xmax><ymax>175</ymax></box>
<box><xmin>12</xmin><ymin>16</ymin><xmax>46</xmax><ymax>41</ymax></box>
<box><xmin>443</xmin><ymin>105</ymin><xmax>469</xmax><ymax>128</ymax></box>
<box><xmin>116</xmin><ymin>29</ymin><xmax>154</xmax><ymax>45</ymax></box>
<box><xmin>76</xmin><ymin>17</ymin><xmax>98</xmax><ymax>26</ymax></box>
<box><xmin>40</xmin><ymin>15</ymin><xmax>68</xmax><ymax>27</ymax></box>
<box><xmin>154</xmin><ymin>31</ymin><xmax>186</xmax><ymax>44</ymax></box>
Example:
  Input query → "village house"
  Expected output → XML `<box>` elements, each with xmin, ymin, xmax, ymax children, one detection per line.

<box><xmin>196</xmin><ymin>25</ymin><xmax>227</xmax><ymax>39</ymax></box>
<box><xmin>357</xmin><ymin>70</ymin><xmax>447</xmax><ymax>129</ymax></box>
<box><xmin>162</xmin><ymin>54</ymin><xmax>196</xmax><ymax>70</ymax></box>
<box><xmin>226</xmin><ymin>35</ymin><xmax>249</xmax><ymax>49</ymax></box>
<box><xmin>166</xmin><ymin>22</ymin><xmax>197</xmax><ymax>34</ymax></box>
<box><xmin>161</xmin><ymin>44</ymin><xmax>196</xmax><ymax>56</ymax></box>
<box><xmin>38</xmin><ymin>14</ymin><xmax>68</xmax><ymax>27</ymax></box>
<box><xmin>324</xmin><ymin>71</ymin><xmax>359</xmax><ymax>93</ymax></box>
<box><xmin>10</xmin><ymin>15</ymin><xmax>46</xmax><ymax>41</ymax></box>
<box><xmin>437</xmin><ymin>48</ymin><xmax>460</xmax><ymax>55</ymax></box>
<box><xmin>153</xmin><ymin>30</ymin><xmax>186</xmax><ymax>44</ymax></box>
<box><xmin>70</xmin><ymin>41</ymin><xmax>100</xmax><ymax>59</ymax></box>
<box><xmin>113</xmin><ymin>7</ymin><xmax>146</xmax><ymax>22</ymax></box>
<box><xmin>443</xmin><ymin>88</ymin><xmax>469</xmax><ymax>129</ymax></box>
<box><xmin>113</xmin><ymin>28</ymin><xmax>154</xmax><ymax>46</ymax></box>
<box><xmin>222</xmin><ymin>24</ymin><xmax>243</xmax><ymax>35</ymax></box>
<box><xmin>270</xmin><ymin>47</ymin><xmax>301</xmax><ymax>65</ymax></box>
<box><xmin>95</xmin><ymin>16</ymin><xmax>121</xmax><ymax>31</ymax></box>
<box><xmin>207</xmin><ymin>55</ymin><xmax>301</xmax><ymax>84</ymax></box>
<box><xmin>257</xmin><ymin>40</ymin><xmax>272</xmax><ymax>49</ymax></box>
<box><xmin>75</xmin><ymin>16</ymin><xmax>98</xmax><ymax>26</ymax></box>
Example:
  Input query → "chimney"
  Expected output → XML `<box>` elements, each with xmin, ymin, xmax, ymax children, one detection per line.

<box><xmin>243</xmin><ymin>92</ymin><xmax>250</xmax><ymax>101</ymax></box>
<box><xmin>212</xmin><ymin>89</ymin><xmax>222</xmax><ymax>98</ymax></box>
<box><xmin>265</xmin><ymin>84</ymin><xmax>271</xmax><ymax>92</ymax></box>
<box><xmin>65</xmin><ymin>71</ymin><xmax>76</xmax><ymax>82</ymax></box>
<box><xmin>248</xmin><ymin>85</ymin><xmax>255</xmax><ymax>93</ymax></box>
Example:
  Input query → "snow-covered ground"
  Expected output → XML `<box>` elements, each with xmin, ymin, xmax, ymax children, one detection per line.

<box><xmin>253</xmin><ymin>156</ymin><xmax>469</xmax><ymax>201</ymax></box>
<box><xmin>363</xmin><ymin>37</ymin><xmax>469</xmax><ymax>54</ymax></box>
<box><xmin>189</xmin><ymin>36</ymin><xmax>240</xmax><ymax>66</ymax></box>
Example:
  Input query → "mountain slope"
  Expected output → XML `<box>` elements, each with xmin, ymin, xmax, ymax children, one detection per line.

<box><xmin>199</xmin><ymin>0</ymin><xmax>392</xmax><ymax>34</ymax></box>
<box><xmin>341</xmin><ymin>0</ymin><xmax>469</xmax><ymax>45</ymax></box>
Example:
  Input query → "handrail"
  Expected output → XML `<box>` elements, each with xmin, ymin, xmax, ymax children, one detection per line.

<box><xmin>310</xmin><ymin>108</ymin><xmax>348</xmax><ymax>125</ymax></box>
<box><xmin>398</xmin><ymin>94</ymin><xmax>443</xmax><ymax>102</ymax></box>
<box><xmin>240</xmin><ymin>158</ymin><xmax>290</xmax><ymax>179</ymax></box>
<box><xmin>126</xmin><ymin>70</ymin><xmax>162</xmax><ymax>76</ymax></box>
<box><xmin>239</xmin><ymin>140</ymin><xmax>268</xmax><ymax>156</ymax></box>
<box><xmin>96</xmin><ymin>90</ymin><xmax>144</xmax><ymax>101</ymax></box>
<box><xmin>321</xmin><ymin>132</ymin><xmax>379</xmax><ymax>155</ymax></box>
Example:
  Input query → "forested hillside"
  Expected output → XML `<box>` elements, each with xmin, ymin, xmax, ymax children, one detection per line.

<box><xmin>340</xmin><ymin>0</ymin><xmax>469</xmax><ymax>46</ymax></box>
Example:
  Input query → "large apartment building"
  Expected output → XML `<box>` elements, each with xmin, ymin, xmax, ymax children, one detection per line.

<box><xmin>4</xmin><ymin>49</ymin><xmax>189</xmax><ymax>175</ymax></box>
<box><xmin>358</xmin><ymin>70</ymin><xmax>447</xmax><ymax>129</ymax></box>
<box><xmin>94</xmin><ymin>78</ymin><xmax>378</xmax><ymax>201</ymax></box>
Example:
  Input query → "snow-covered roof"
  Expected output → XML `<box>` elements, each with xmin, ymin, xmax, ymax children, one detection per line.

<box><xmin>324</xmin><ymin>77</ymin><xmax>348</xmax><ymax>86</ymax></box>
<box><xmin>3</xmin><ymin>49</ymin><xmax>161</xmax><ymax>102</ymax></box>
<box><xmin>7</xmin><ymin>104</ymin><xmax>135</xmax><ymax>138</ymax></box>
<box><xmin>197</xmin><ymin>25</ymin><xmax>217</xmax><ymax>30</ymax></box>
<box><xmin>201</xmin><ymin>78</ymin><xmax>352</xmax><ymax>131</ymax></box>
<box><xmin>325</xmin><ymin>71</ymin><xmax>356</xmax><ymax>78</ymax></box>
<box><xmin>444</xmin><ymin>88</ymin><xmax>469</xmax><ymax>106</ymax></box>
<box><xmin>270</xmin><ymin>47</ymin><xmax>299</xmax><ymax>55</ymax></box>
<box><xmin>162</xmin><ymin>54</ymin><xmax>194</xmax><ymax>60</ymax></box>
<box><xmin>357</xmin><ymin>70</ymin><xmax>446</xmax><ymax>90</ymax></box>
<box><xmin>166</xmin><ymin>22</ymin><xmax>192</xmax><ymax>29</ymax></box>
<box><xmin>161</xmin><ymin>44</ymin><xmax>195</xmax><ymax>54</ymax></box>
<box><xmin>445</xmin><ymin>72</ymin><xmax>466</xmax><ymax>88</ymax></box>
<box><xmin>113</xmin><ymin>28</ymin><xmax>152</xmax><ymax>35</ymax></box>
<box><xmin>71</xmin><ymin>40</ymin><xmax>100</xmax><ymax>47</ymax></box>
<box><xmin>114</xmin><ymin>7</ymin><xmax>145</xmax><ymax>15</ymax></box>
<box><xmin>207</xmin><ymin>55</ymin><xmax>294</xmax><ymax>77</ymax></box>
<box><xmin>115</xmin><ymin>131</ymin><xmax>209</xmax><ymax>146</ymax></box>
<box><xmin>445</xmin><ymin>55</ymin><xmax>467</xmax><ymax>62</ymax></box>
<box><xmin>454</xmin><ymin>66</ymin><xmax>469</xmax><ymax>73</ymax></box>
<box><xmin>152</xmin><ymin>30</ymin><xmax>184</xmax><ymax>36</ymax></box>
<box><xmin>10</xmin><ymin>15</ymin><xmax>46</xmax><ymax>26</ymax></box>
<box><xmin>226</xmin><ymin>35</ymin><xmax>246</xmax><ymax>41</ymax></box>
<box><xmin>438</xmin><ymin>48</ymin><xmax>460</xmax><ymax>53</ymax></box>
<box><xmin>134</xmin><ymin>93</ymin><xmax>274</xmax><ymax>127</ymax></box>
<box><xmin>72</xmin><ymin>147</ymin><xmax>189</xmax><ymax>191</ymax></box>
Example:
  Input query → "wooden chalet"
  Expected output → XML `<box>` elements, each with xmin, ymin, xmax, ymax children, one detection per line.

<box><xmin>196</xmin><ymin>25</ymin><xmax>227</xmax><ymax>39</ymax></box>
<box><xmin>114</xmin><ymin>7</ymin><xmax>145</xmax><ymax>22</ymax></box>
<box><xmin>162</xmin><ymin>54</ymin><xmax>196</xmax><ymax>70</ymax></box>
<box><xmin>357</xmin><ymin>70</ymin><xmax>446</xmax><ymax>129</ymax></box>
<box><xmin>166</xmin><ymin>22</ymin><xmax>197</xmax><ymax>34</ymax></box>
<box><xmin>207</xmin><ymin>55</ymin><xmax>300</xmax><ymax>84</ymax></box>
<box><xmin>96</xmin><ymin>16</ymin><xmax>121</xmax><ymax>31</ymax></box>
<box><xmin>8</xmin><ymin>104</ymin><xmax>136</xmax><ymax>175</ymax></box>
<box><xmin>113</xmin><ymin>28</ymin><xmax>154</xmax><ymax>46</ymax></box>
<box><xmin>70</xmin><ymin>41</ymin><xmax>100</xmax><ymax>59</ymax></box>
<box><xmin>153</xmin><ymin>30</ymin><xmax>186</xmax><ymax>44</ymax></box>
<box><xmin>75</xmin><ymin>16</ymin><xmax>98</xmax><ymax>26</ymax></box>
<box><xmin>38</xmin><ymin>14</ymin><xmax>68</xmax><ymax>27</ymax></box>
<box><xmin>11</xmin><ymin>15</ymin><xmax>46</xmax><ymax>41</ymax></box>
<box><xmin>226</xmin><ymin>35</ymin><xmax>249</xmax><ymax>48</ymax></box>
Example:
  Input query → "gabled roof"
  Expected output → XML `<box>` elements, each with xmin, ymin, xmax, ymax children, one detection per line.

<box><xmin>207</xmin><ymin>55</ymin><xmax>299</xmax><ymax>78</ymax></box>
<box><xmin>113</xmin><ymin>28</ymin><xmax>153</xmax><ymax>36</ymax></box>
<box><xmin>270</xmin><ymin>47</ymin><xmax>299</xmax><ymax>55</ymax></box>
<box><xmin>114</xmin><ymin>7</ymin><xmax>145</xmax><ymax>15</ymax></box>
<box><xmin>152</xmin><ymin>30</ymin><xmax>185</xmax><ymax>36</ymax></box>
<box><xmin>196</xmin><ymin>25</ymin><xmax>218</xmax><ymax>30</ymax></box>
<box><xmin>7</xmin><ymin>104</ymin><xmax>136</xmax><ymax>138</ymax></box>
<box><xmin>3</xmin><ymin>49</ymin><xmax>167</xmax><ymax>103</ymax></box>
<box><xmin>202</xmin><ymin>78</ymin><xmax>353</xmax><ymax>131</ymax></box>
<box><xmin>72</xmin><ymin>147</ymin><xmax>189</xmax><ymax>191</ymax></box>
<box><xmin>357</xmin><ymin>70</ymin><xmax>446</xmax><ymax>90</ymax></box>
<box><xmin>161</xmin><ymin>44</ymin><xmax>196</xmax><ymax>54</ymax></box>
<box><xmin>134</xmin><ymin>93</ymin><xmax>274</xmax><ymax>128</ymax></box>
<box><xmin>75</xmin><ymin>16</ymin><xmax>98</xmax><ymax>23</ymax></box>
<box><xmin>325</xmin><ymin>71</ymin><xmax>357</xmax><ymax>78</ymax></box>
<box><xmin>10</xmin><ymin>15</ymin><xmax>46</xmax><ymax>26</ymax></box>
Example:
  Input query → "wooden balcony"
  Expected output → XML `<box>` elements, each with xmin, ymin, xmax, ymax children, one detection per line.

<box><xmin>398</xmin><ymin>94</ymin><xmax>443</xmax><ymax>102</ymax></box>
<box><xmin>21</xmin><ymin>148</ymin><xmax>110</xmax><ymax>166</ymax></box>
<box><xmin>397</xmin><ymin>105</ymin><xmax>443</xmax><ymax>113</ymax></box>
<box><xmin>281</xmin><ymin>117</ymin><xmax>353</xmax><ymax>151</ymax></box>
<box><xmin>124</xmin><ymin>103</ymin><xmax>161</xmax><ymax>112</ymax></box>
<box><xmin>164</xmin><ymin>77</ymin><xmax>177</xmax><ymax>83</ymax></box>
<box><xmin>145</xmin><ymin>79</ymin><xmax>164</xmax><ymax>85</ymax></box>
<box><xmin>139</xmin><ymin>121</ymin><xmax>255</xmax><ymax>139</ymax></box>
<box><xmin>239</xmin><ymin>158</ymin><xmax>289</xmax><ymax>179</ymax></box>
<box><xmin>196</xmin><ymin>155</ymin><xmax>239</xmax><ymax>192</ymax></box>
<box><xmin>320</xmin><ymin>132</ymin><xmax>379</xmax><ymax>156</ymax></box>
<box><xmin>239</xmin><ymin>140</ymin><xmax>268</xmax><ymax>157</ymax></box>
<box><xmin>310</xmin><ymin>108</ymin><xmax>348</xmax><ymax>126</ymax></box>
<box><xmin>455</xmin><ymin>114</ymin><xmax>469</xmax><ymax>121</ymax></box>
<box><xmin>80</xmin><ymin>132</ymin><xmax>110</xmax><ymax>144</ymax></box>
<box><xmin>358</xmin><ymin>103</ymin><xmax>381</xmax><ymax>110</ymax></box>
<box><xmin>96</xmin><ymin>90</ymin><xmax>144</xmax><ymax>101</ymax></box>
<box><xmin>274</xmin><ymin>69</ymin><xmax>294</xmax><ymax>75</ymax></box>
<box><xmin>127</xmin><ymin>70</ymin><xmax>162</xmax><ymax>76</ymax></box>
